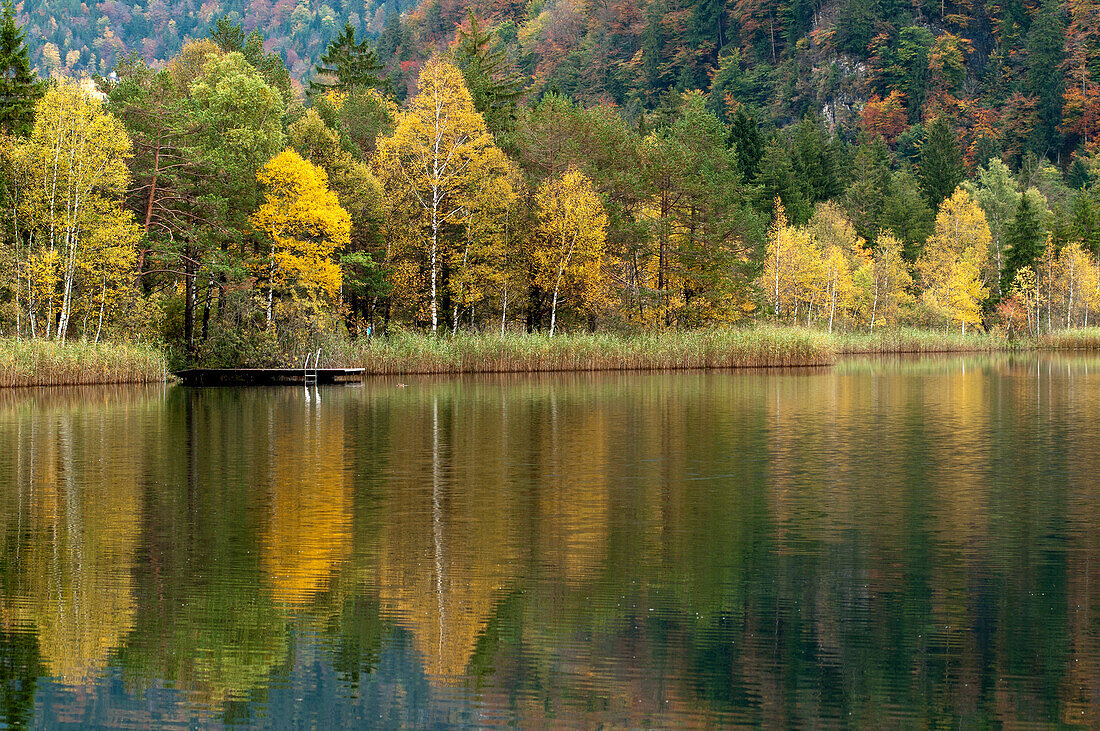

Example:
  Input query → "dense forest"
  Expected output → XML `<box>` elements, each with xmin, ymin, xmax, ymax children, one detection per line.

<box><xmin>2</xmin><ymin>0</ymin><xmax>1100</xmax><ymax>364</ymax></box>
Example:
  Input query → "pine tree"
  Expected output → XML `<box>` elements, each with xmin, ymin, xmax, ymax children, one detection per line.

<box><xmin>0</xmin><ymin>1</ymin><xmax>42</xmax><ymax>137</ymax></box>
<box><xmin>309</xmin><ymin>23</ymin><xmax>385</xmax><ymax>97</ymax></box>
<box><xmin>1001</xmin><ymin>194</ymin><xmax>1046</xmax><ymax>296</ymax></box>
<box><xmin>791</xmin><ymin>114</ymin><xmax>842</xmax><ymax>207</ymax></box>
<box><xmin>729</xmin><ymin>107</ymin><xmax>764</xmax><ymax>182</ymax></box>
<box><xmin>208</xmin><ymin>16</ymin><xmax>246</xmax><ymax>53</ymax></box>
<box><xmin>1026</xmin><ymin>0</ymin><xmax>1066</xmax><ymax>156</ymax></box>
<box><xmin>454</xmin><ymin>11</ymin><xmax>523</xmax><ymax>135</ymax></box>
<box><xmin>918</xmin><ymin>116</ymin><xmax>964</xmax><ymax>209</ymax></box>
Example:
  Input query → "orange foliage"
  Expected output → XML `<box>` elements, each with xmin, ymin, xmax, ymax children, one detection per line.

<box><xmin>860</xmin><ymin>91</ymin><xmax>908</xmax><ymax>144</ymax></box>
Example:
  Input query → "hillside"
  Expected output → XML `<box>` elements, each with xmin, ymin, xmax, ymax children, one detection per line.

<box><xmin>16</xmin><ymin>0</ymin><xmax>1096</xmax><ymax>162</ymax></box>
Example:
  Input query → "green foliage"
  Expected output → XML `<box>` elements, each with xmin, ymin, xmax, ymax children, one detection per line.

<box><xmin>1001</xmin><ymin>194</ymin><xmax>1046</xmax><ymax>295</ymax></box>
<box><xmin>918</xmin><ymin>117</ymin><xmax>964</xmax><ymax>210</ymax></box>
<box><xmin>0</xmin><ymin>1</ymin><xmax>41</xmax><ymax>137</ymax></box>
<box><xmin>729</xmin><ymin>107</ymin><xmax>764</xmax><ymax>182</ymax></box>
<box><xmin>454</xmin><ymin>11</ymin><xmax>523</xmax><ymax>135</ymax></box>
<box><xmin>308</xmin><ymin>22</ymin><xmax>386</xmax><ymax>97</ymax></box>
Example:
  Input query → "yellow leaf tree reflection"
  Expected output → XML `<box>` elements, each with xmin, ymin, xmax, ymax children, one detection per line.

<box><xmin>374</xmin><ymin>387</ymin><xmax>522</xmax><ymax>681</ymax></box>
<box><xmin>261</xmin><ymin>400</ymin><xmax>353</xmax><ymax>605</ymax></box>
<box><xmin>0</xmin><ymin>389</ymin><xmax>146</xmax><ymax>683</ymax></box>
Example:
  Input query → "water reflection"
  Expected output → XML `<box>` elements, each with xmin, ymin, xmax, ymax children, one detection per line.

<box><xmin>1</xmin><ymin>358</ymin><xmax>1100</xmax><ymax>725</ymax></box>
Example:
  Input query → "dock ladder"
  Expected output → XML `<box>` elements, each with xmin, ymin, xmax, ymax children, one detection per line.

<box><xmin>304</xmin><ymin>348</ymin><xmax>321</xmax><ymax>384</ymax></box>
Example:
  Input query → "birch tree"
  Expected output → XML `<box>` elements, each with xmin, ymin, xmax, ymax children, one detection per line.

<box><xmin>14</xmin><ymin>78</ymin><xmax>135</xmax><ymax>341</ymax></box>
<box><xmin>531</xmin><ymin>167</ymin><xmax>608</xmax><ymax>336</ymax></box>
<box><xmin>374</xmin><ymin>58</ymin><xmax>512</xmax><ymax>333</ymax></box>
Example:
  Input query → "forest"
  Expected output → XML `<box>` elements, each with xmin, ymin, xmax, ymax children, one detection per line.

<box><xmin>2</xmin><ymin>0</ymin><xmax>1100</xmax><ymax>366</ymax></box>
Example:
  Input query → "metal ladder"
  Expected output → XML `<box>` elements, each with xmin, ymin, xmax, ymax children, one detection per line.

<box><xmin>303</xmin><ymin>348</ymin><xmax>321</xmax><ymax>385</ymax></box>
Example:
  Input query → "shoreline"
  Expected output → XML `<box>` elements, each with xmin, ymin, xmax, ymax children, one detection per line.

<box><xmin>2</xmin><ymin>328</ymin><xmax>1098</xmax><ymax>388</ymax></box>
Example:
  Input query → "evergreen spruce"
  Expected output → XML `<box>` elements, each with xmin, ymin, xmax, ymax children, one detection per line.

<box><xmin>917</xmin><ymin>116</ymin><xmax>964</xmax><ymax>210</ymax></box>
<box><xmin>1070</xmin><ymin>190</ymin><xmax>1100</xmax><ymax>256</ymax></box>
<box><xmin>0</xmin><ymin>1</ymin><xmax>42</xmax><ymax>137</ymax></box>
<box><xmin>209</xmin><ymin>16</ymin><xmax>246</xmax><ymax>53</ymax></box>
<box><xmin>1001</xmin><ymin>194</ymin><xmax>1046</xmax><ymax>295</ymax></box>
<box><xmin>309</xmin><ymin>22</ymin><xmax>385</xmax><ymax>97</ymax></box>
<box><xmin>729</xmin><ymin>107</ymin><xmax>764</xmax><ymax>182</ymax></box>
<box><xmin>1026</xmin><ymin>0</ymin><xmax>1066</xmax><ymax>157</ymax></box>
<box><xmin>454</xmin><ymin>12</ymin><xmax>523</xmax><ymax>135</ymax></box>
<box><xmin>208</xmin><ymin>18</ymin><xmax>291</xmax><ymax>97</ymax></box>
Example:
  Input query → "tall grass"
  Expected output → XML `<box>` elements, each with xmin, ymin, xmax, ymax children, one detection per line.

<box><xmin>323</xmin><ymin>326</ymin><xmax>839</xmax><ymax>374</ymax></box>
<box><xmin>835</xmin><ymin>327</ymin><xmax>1009</xmax><ymax>354</ymax></box>
<box><xmin>0</xmin><ymin>339</ymin><xmax>169</xmax><ymax>388</ymax></box>
<box><xmin>1037</xmin><ymin>328</ymin><xmax>1100</xmax><ymax>350</ymax></box>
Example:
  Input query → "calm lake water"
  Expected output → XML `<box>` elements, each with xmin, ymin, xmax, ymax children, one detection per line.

<box><xmin>2</xmin><ymin>356</ymin><xmax>1100</xmax><ymax>727</ymax></box>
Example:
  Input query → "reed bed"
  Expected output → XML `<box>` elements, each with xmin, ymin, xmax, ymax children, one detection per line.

<box><xmin>324</xmin><ymin>327</ymin><xmax>839</xmax><ymax>374</ymax></box>
<box><xmin>1037</xmin><ymin>328</ymin><xmax>1100</xmax><ymax>350</ymax></box>
<box><xmin>836</xmin><ymin>327</ymin><xmax>1009</xmax><ymax>354</ymax></box>
<box><xmin>0</xmin><ymin>339</ymin><xmax>169</xmax><ymax>387</ymax></box>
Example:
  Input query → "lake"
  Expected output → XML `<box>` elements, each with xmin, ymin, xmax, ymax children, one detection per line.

<box><xmin>1</xmin><ymin>355</ymin><xmax>1098</xmax><ymax>727</ymax></box>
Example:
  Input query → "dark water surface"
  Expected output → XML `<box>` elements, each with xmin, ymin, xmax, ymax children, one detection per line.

<box><xmin>2</xmin><ymin>356</ymin><xmax>1100</xmax><ymax>727</ymax></box>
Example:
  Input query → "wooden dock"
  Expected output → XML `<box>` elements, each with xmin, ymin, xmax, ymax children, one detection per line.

<box><xmin>174</xmin><ymin>368</ymin><xmax>365</xmax><ymax>386</ymax></box>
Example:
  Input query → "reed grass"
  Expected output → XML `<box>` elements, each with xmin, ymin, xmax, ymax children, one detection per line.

<box><xmin>0</xmin><ymin>339</ymin><xmax>169</xmax><ymax>388</ymax></box>
<box><xmin>835</xmin><ymin>327</ymin><xmax>1009</xmax><ymax>354</ymax></box>
<box><xmin>1037</xmin><ymin>328</ymin><xmax>1100</xmax><ymax>350</ymax></box>
<box><xmin>323</xmin><ymin>326</ymin><xmax>839</xmax><ymax>374</ymax></box>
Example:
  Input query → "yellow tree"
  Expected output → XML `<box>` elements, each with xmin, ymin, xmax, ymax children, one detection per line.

<box><xmin>807</xmin><ymin>203</ymin><xmax>860</xmax><ymax>331</ymax></box>
<box><xmin>822</xmin><ymin>245</ymin><xmax>855</xmax><ymax>333</ymax></box>
<box><xmin>374</xmin><ymin>58</ymin><xmax>513</xmax><ymax>333</ymax></box>
<box><xmin>1053</xmin><ymin>241</ymin><xmax>1094</xmax><ymax>328</ymax></box>
<box><xmin>918</xmin><ymin>187</ymin><xmax>991</xmax><ymax>332</ymax></box>
<box><xmin>251</xmin><ymin>148</ymin><xmax>351</xmax><ymax>325</ymax></box>
<box><xmin>1007</xmin><ymin>266</ymin><xmax>1041</xmax><ymax>336</ymax></box>
<box><xmin>866</xmin><ymin>231</ymin><xmax>914</xmax><ymax>332</ymax></box>
<box><xmin>446</xmin><ymin>163</ymin><xmax>519</xmax><ymax>334</ymax></box>
<box><xmin>762</xmin><ymin>199</ymin><xmax>804</xmax><ymax>321</ymax></box>
<box><xmin>13</xmin><ymin>78</ymin><xmax>134</xmax><ymax>341</ymax></box>
<box><xmin>532</xmin><ymin>167</ymin><xmax>608</xmax><ymax>336</ymax></box>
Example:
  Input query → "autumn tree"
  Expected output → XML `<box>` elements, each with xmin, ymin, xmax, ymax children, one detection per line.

<box><xmin>250</xmin><ymin>149</ymin><xmax>350</xmax><ymax>326</ymax></box>
<box><xmin>374</xmin><ymin>59</ymin><xmax>513</xmax><ymax>333</ymax></box>
<box><xmin>9</xmin><ymin>79</ymin><xmax>139</xmax><ymax>341</ymax></box>
<box><xmin>531</xmin><ymin>167</ymin><xmax>608</xmax><ymax>335</ymax></box>
<box><xmin>918</xmin><ymin>187</ymin><xmax>991</xmax><ymax>332</ymax></box>
<box><xmin>860</xmin><ymin>91</ymin><xmax>908</xmax><ymax>145</ymax></box>
<box><xmin>864</xmin><ymin>231</ymin><xmax>914</xmax><ymax>331</ymax></box>
<box><xmin>289</xmin><ymin>101</ymin><xmax>387</xmax><ymax>328</ymax></box>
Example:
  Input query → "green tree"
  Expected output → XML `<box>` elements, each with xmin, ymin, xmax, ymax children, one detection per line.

<box><xmin>1026</xmin><ymin>0</ymin><xmax>1066</xmax><ymax>156</ymax></box>
<box><xmin>208</xmin><ymin>17</ymin><xmax>291</xmax><ymax>99</ymax></box>
<box><xmin>0</xmin><ymin>0</ymin><xmax>41</xmax><ymax>137</ymax></box>
<box><xmin>917</xmin><ymin>116</ymin><xmax>964</xmax><ymax>210</ymax></box>
<box><xmin>309</xmin><ymin>22</ymin><xmax>386</xmax><ymax>96</ymax></box>
<box><xmin>454</xmin><ymin>11</ymin><xmax>523</xmax><ymax>135</ymax></box>
<box><xmin>965</xmin><ymin>158</ymin><xmax>1020</xmax><ymax>300</ymax></box>
<box><xmin>729</xmin><ymin>107</ymin><xmax>764</xmax><ymax>182</ymax></box>
<box><xmin>642</xmin><ymin>92</ymin><xmax>763</xmax><ymax>325</ymax></box>
<box><xmin>1001</xmin><ymin>194</ymin><xmax>1046</xmax><ymax>296</ymax></box>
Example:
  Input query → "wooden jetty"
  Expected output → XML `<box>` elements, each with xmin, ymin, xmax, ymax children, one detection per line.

<box><xmin>174</xmin><ymin>367</ymin><xmax>365</xmax><ymax>386</ymax></box>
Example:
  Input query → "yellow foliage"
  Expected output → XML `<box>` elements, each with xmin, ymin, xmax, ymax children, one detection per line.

<box><xmin>532</xmin><ymin>166</ymin><xmax>608</xmax><ymax>335</ymax></box>
<box><xmin>374</xmin><ymin>58</ymin><xmax>514</xmax><ymax>333</ymax></box>
<box><xmin>251</xmin><ymin>148</ymin><xmax>350</xmax><ymax>321</ymax></box>
<box><xmin>10</xmin><ymin>77</ymin><xmax>138</xmax><ymax>340</ymax></box>
<box><xmin>919</xmin><ymin>188</ymin><xmax>991</xmax><ymax>331</ymax></box>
